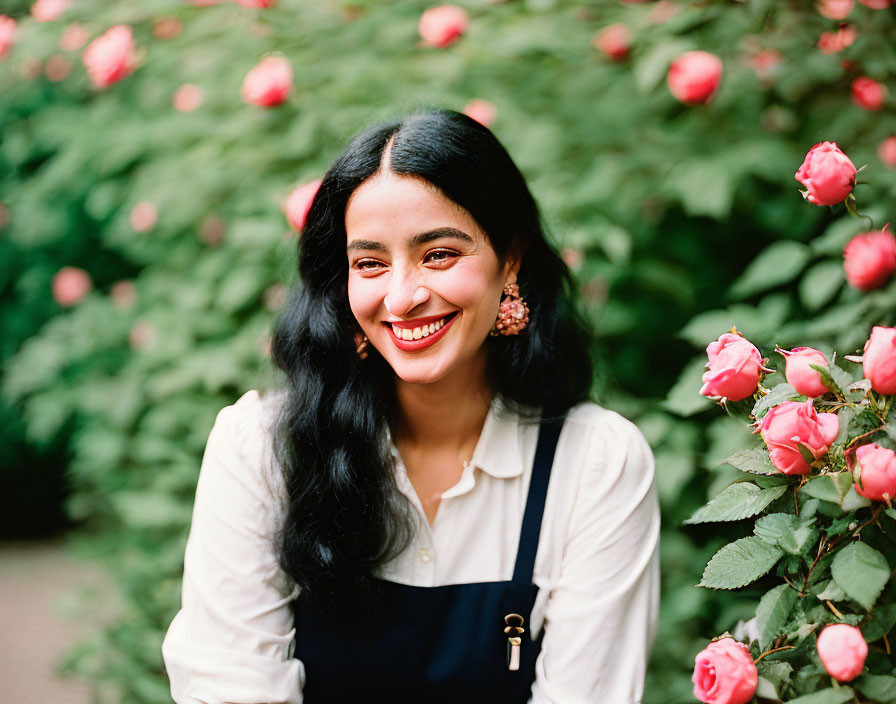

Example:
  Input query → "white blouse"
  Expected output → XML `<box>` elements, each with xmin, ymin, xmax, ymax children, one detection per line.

<box><xmin>162</xmin><ymin>389</ymin><xmax>661</xmax><ymax>704</ymax></box>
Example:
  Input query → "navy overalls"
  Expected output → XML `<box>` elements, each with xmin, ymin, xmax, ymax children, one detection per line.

<box><xmin>290</xmin><ymin>410</ymin><xmax>566</xmax><ymax>703</ymax></box>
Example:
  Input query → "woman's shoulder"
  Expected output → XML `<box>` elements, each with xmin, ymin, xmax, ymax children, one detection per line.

<box><xmin>563</xmin><ymin>399</ymin><xmax>648</xmax><ymax>445</ymax></box>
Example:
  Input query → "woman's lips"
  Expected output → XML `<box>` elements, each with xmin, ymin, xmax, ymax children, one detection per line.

<box><xmin>384</xmin><ymin>312</ymin><xmax>458</xmax><ymax>351</ymax></box>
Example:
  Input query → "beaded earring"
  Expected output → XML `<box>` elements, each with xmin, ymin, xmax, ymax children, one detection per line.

<box><xmin>354</xmin><ymin>331</ymin><xmax>369</xmax><ymax>359</ymax></box>
<box><xmin>489</xmin><ymin>282</ymin><xmax>529</xmax><ymax>336</ymax></box>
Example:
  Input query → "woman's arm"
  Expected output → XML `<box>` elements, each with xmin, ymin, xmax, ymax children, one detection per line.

<box><xmin>162</xmin><ymin>390</ymin><xmax>303</xmax><ymax>704</ymax></box>
<box><xmin>531</xmin><ymin>413</ymin><xmax>661</xmax><ymax>704</ymax></box>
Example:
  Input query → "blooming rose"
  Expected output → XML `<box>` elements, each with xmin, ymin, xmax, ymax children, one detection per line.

<box><xmin>32</xmin><ymin>0</ymin><xmax>71</xmax><ymax>22</ymax></box>
<box><xmin>852</xmin><ymin>77</ymin><xmax>886</xmax><ymax>110</ymax></box>
<box><xmin>241</xmin><ymin>56</ymin><xmax>292</xmax><ymax>107</ymax></box>
<box><xmin>795</xmin><ymin>141</ymin><xmax>856</xmax><ymax>206</ymax></box>
<box><xmin>852</xmin><ymin>443</ymin><xmax>896</xmax><ymax>501</ymax></box>
<box><xmin>700</xmin><ymin>332</ymin><xmax>764</xmax><ymax>402</ymax></box>
<box><xmin>843</xmin><ymin>227</ymin><xmax>896</xmax><ymax>291</ymax></box>
<box><xmin>758</xmin><ymin>400</ymin><xmax>839</xmax><ymax>475</ymax></box>
<box><xmin>173</xmin><ymin>83</ymin><xmax>203</xmax><ymax>112</ymax></box>
<box><xmin>82</xmin><ymin>25</ymin><xmax>138</xmax><ymax>88</ymax></box>
<box><xmin>0</xmin><ymin>16</ymin><xmax>17</xmax><ymax>59</ymax></box>
<box><xmin>863</xmin><ymin>326</ymin><xmax>896</xmax><ymax>394</ymax></box>
<box><xmin>284</xmin><ymin>179</ymin><xmax>321</xmax><ymax>232</ymax></box>
<box><xmin>879</xmin><ymin>136</ymin><xmax>896</xmax><ymax>167</ymax></box>
<box><xmin>778</xmin><ymin>347</ymin><xmax>831</xmax><ymax>398</ymax></box>
<box><xmin>667</xmin><ymin>51</ymin><xmax>723</xmax><ymax>104</ymax></box>
<box><xmin>817</xmin><ymin>0</ymin><xmax>854</xmax><ymax>18</ymax></box>
<box><xmin>52</xmin><ymin>266</ymin><xmax>92</xmax><ymax>306</ymax></box>
<box><xmin>418</xmin><ymin>5</ymin><xmax>469</xmax><ymax>48</ymax></box>
<box><xmin>593</xmin><ymin>23</ymin><xmax>630</xmax><ymax>61</ymax></box>
<box><xmin>816</xmin><ymin>624</ymin><xmax>867</xmax><ymax>682</ymax></box>
<box><xmin>692</xmin><ymin>638</ymin><xmax>757</xmax><ymax>704</ymax></box>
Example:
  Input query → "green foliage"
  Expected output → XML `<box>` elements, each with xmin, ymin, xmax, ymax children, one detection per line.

<box><xmin>699</xmin><ymin>536</ymin><xmax>783</xmax><ymax>590</ymax></box>
<box><xmin>684</xmin><ymin>481</ymin><xmax>787</xmax><ymax>524</ymax></box>
<box><xmin>831</xmin><ymin>542</ymin><xmax>890</xmax><ymax>611</ymax></box>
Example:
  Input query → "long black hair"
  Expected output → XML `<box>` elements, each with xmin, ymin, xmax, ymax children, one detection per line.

<box><xmin>269</xmin><ymin>108</ymin><xmax>593</xmax><ymax>617</ymax></box>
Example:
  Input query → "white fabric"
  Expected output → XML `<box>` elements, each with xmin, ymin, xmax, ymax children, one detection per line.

<box><xmin>162</xmin><ymin>389</ymin><xmax>661</xmax><ymax>704</ymax></box>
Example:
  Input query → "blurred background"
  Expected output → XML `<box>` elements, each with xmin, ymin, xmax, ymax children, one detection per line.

<box><xmin>1</xmin><ymin>0</ymin><xmax>894</xmax><ymax>702</ymax></box>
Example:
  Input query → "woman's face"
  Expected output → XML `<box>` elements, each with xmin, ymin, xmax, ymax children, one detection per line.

<box><xmin>345</xmin><ymin>171</ymin><xmax>518</xmax><ymax>387</ymax></box>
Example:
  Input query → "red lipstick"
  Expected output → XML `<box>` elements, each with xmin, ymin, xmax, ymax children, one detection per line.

<box><xmin>384</xmin><ymin>312</ymin><xmax>458</xmax><ymax>352</ymax></box>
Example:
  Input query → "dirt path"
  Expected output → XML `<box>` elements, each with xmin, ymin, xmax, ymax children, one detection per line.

<box><xmin>0</xmin><ymin>538</ymin><xmax>117</xmax><ymax>704</ymax></box>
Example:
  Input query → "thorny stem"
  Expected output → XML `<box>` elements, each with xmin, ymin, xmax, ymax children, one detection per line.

<box><xmin>753</xmin><ymin>645</ymin><xmax>795</xmax><ymax>664</ymax></box>
<box><xmin>825</xmin><ymin>600</ymin><xmax>845</xmax><ymax>620</ymax></box>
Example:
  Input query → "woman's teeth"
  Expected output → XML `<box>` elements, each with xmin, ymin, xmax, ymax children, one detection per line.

<box><xmin>391</xmin><ymin>315</ymin><xmax>449</xmax><ymax>341</ymax></box>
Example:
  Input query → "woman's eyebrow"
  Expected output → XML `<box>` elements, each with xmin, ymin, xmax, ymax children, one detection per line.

<box><xmin>346</xmin><ymin>227</ymin><xmax>474</xmax><ymax>253</ymax></box>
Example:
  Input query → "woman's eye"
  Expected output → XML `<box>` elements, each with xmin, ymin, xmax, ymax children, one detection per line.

<box><xmin>354</xmin><ymin>259</ymin><xmax>386</xmax><ymax>272</ymax></box>
<box><xmin>425</xmin><ymin>249</ymin><xmax>459</xmax><ymax>265</ymax></box>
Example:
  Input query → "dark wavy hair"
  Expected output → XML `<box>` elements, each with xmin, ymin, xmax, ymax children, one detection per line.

<box><xmin>269</xmin><ymin>108</ymin><xmax>593</xmax><ymax>617</ymax></box>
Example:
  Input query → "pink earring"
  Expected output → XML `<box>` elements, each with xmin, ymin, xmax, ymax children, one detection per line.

<box><xmin>354</xmin><ymin>331</ymin><xmax>369</xmax><ymax>359</ymax></box>
<box><xmin>490</xmin><ymin>282</ymin><xmax>529</xmax><ymax>336</ymax></box>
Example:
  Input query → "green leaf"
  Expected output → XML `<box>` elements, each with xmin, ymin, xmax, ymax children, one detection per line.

<box><xmin>840</xmin><ymin>486</ymin><xmax>871</xmax><ymax>512</ymax></box>
<box><xmin>799</xmin><ymin>260</ymin><xmax>844</xmax><ymax>312</ymax></box>
<box><xmin>802</xmin><ymin>476</ymin><xmax>842</xmax><ymax>504</ymax></box>
<box><xmin>666</xmin><ymin>158</ymin><xmax>734</xmax><ymax>219</ymax></box>
<box><xmin>862</xmin><ymin>603</ymin><xmax>896</xmax><ymax>642</ymax></box>
<box><xmin>754</xmin><ymin>513</ymin><xmax>819</xmax><ymax>555</ymax></box>
<box><xmin>810</xmin><ymin>363</ymin><xmax>856</xmax><ymax>401</ymax></box>
<box><xmin>684</xmin><ymin>483</ymin><xmax>788</xmax><ymax>524</ymax></box>
<box><xmin>699</xmin><ymin>536</ymin><xmax>784</xmax><ymax>590</ymax></box>
<box><xmin>784</xmin><ymin>687</ymin><xmax>854</xmax><ymax>704</ymax></box>
<box><xmin>722</xmin><ymin>447</ymin><xmax>778</xmax><ymax>475</ymax></box>
<box><xmin>831</xmin><ymin>542</ymin><xmax>890</xmax><ymax>609</ymax></box>
<box><xmin>813</xmin><ymin>579</ymin><xmax>847</xmax><ymax>602</ymax></box>
<box><xmin>729</xmin><ymin>241</ymin><xmax>811</xmax><ymax>299</ymax></box>
<box><xmin>752</xmin><ymin>383</ymin><xmax>801</xmax><ymax>419</ymax></box>
<box><xmin>847</xmin><ymin>408</ymin><xmax>883</xmax><ymax>443</ymax></box>
<box><xmin>756</xmin><ymin>676</ymin><xmax>779</xmax><ymax>701</ymax></box>
<box><xmin>662</xmin><ymin>355</ymin><xmax>715</xmax><ymax>417</ymax></box>
<box><xmin>756</xmin><ymin>584</ymin><xmax>798</xmax><ymax>649</ymax></box>
<box><xmin>854</xmin><ymin>675</ymin><xmax>896</xmax><ymax>704</ymax></box>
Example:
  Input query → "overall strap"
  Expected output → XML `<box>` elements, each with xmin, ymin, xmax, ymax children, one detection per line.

<box><xmin>511</xmin><ymin>407</ymin><xmax>566</xmax><ymax>584</ymax></box>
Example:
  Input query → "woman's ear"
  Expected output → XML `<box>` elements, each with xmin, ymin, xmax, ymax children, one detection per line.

<box><xmin>503</xmin><ymin>247</ymin><xmax>523</xmax><ymax>285</ymax></box>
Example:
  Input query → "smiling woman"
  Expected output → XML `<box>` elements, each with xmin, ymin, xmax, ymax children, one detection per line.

<box><xmin>162</xmin><ymin>109</ymin><xmax>661</xmax><ymax>704</ymax></box>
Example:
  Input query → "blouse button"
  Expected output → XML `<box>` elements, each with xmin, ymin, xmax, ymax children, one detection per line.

<box><xmin>417</xmin><ymin>548</ymin><xmax>433</xmax><ymax>563</ymax></box>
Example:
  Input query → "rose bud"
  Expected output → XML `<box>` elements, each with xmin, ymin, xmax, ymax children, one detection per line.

<box><xmin>843</xmin><ymin>227</ymin><xmax>896</xmax><ymax>291</ymax></box>
<box><xmin>852</xmin><ymin>77</ymin><xmax>886</xmax><ymax>110</ymax></box>
<box><xmin>816</xmin><ymin>624</ymin><xmax>867</xmax><ymax>682</ymax></box>
<box><xmin>777</xmin><ymin>346</ymin><xmax>831</xmax><ymax>398</ymax></box>
<box><xmin>667</xmin><ymin>50</ymin><xmax>723</xmax><ymax>104</ymax></box>
<box><xmin>31</xmin><ymin>0</ymin><xmax>71</xmax><ymax>22</ymax></box>
<box><xmin>82</xmin><ymin>25</ymin><xmax>138</xmax><ymax>89</ymax></box>
<box><xmin>863</xmin><ymin>325</ymin><xmax>896</xmax><ymax>394</ymax></box>
<box><xmin>879</xmin><ymin>136</ymin><xmax>896</xmax><ymax>167</ymax></box>
<box><xmin>463</xmin><ymin>99</ymin><xmax>497</xmax><ymax>127</ymax></box>
<box><xmin>241</xmin><ymin>56</ymin><xmax>292</xmax><ymax>107</ymax></box>
<box><xmin>692</xmin><ymin>638</ymin><xmax>758</xmax><ymax>704</ymax></box>
<box><xmin>52</xmin><ymin>266</ymin><xmax>92</xmax><ymax>306</ymax></box>
<box><xmin>817</xmin><ymin>0</ymin><xmax>854</xmax><ymax>18</ymax></box>
<box><xmin>757</xmin><ymin>400</ymin><xmax>839</xmax><ymax>475</ymax></box>
<box><xmin>284</xmin><ymin>179</ymin><xmax>321</xmax><ymax>232</ymax></box>
<box><xmin>593</xmin><ymin>23</ymin><xmax>631</xmax><ymax>61</ymax></box>
<box><xmin>700</xmin><ymin>332</ymin><xmax>767</xmax><ymax>402</ymax></box>
<box><xmin>852</xmin><ymin>443</ymin><xmax>896</xmax><ymax>501</ymax></box>
<box><xmin>418</xmin><ymin>5</ymin><xmax>469</xmax><ymax>48</ymax></box>
<box><xmin>0</xmin><ymin>16</ymin><xmax>17</xmax><ymax>59</ymax></box>
<box><xmin>795</xmin><ymin>141</ymin><xmax>856</xmax><ymax>206</ymax></box>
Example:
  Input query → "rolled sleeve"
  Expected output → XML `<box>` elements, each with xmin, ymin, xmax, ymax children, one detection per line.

<box><xmin>162</xmin><ymin>390</ymin><xmax>303</xmax><ymax>704</ymax></box>
<box><xmin>531</xmin><ymin>415</ymin><xmax>661</xmax><ymax>704</ymax></box>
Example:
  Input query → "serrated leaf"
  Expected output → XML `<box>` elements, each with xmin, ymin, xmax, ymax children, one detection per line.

<box><xmin>813</xmin><ymin>579</ymin><xmax>847</xmax><ymax>602</ymax></box>
<box><xmin>699</xmin><ymin>537</ymin><xmax>784</xmax><ymax>590</ymax></box>
<box><xmin>836</xmin><ymin>407</ymin><xmax>856</xmax><ymax>444</ymax></box>
<box><xmin>685</xmin><ymin>483</ymin><xmax>788</xmax><ymax>524</ymax></box>
<box><xmin>756</xmin><ymin>584</ymin><xmax>798</xmax><ymax>649</ymax></box>
<box><xmin>855</xmin><ymin>675</ymin><xmax>896</xmax><ymax>704</ymax></box>
<box><xmin>785</xmin><ymin>687</ymin><xmax>854</xmax><ymax>704</ymax></box>
<box><xmin>729</xmin><ymin>241</ymin><xmax>811</xmax><ymax>299</ymax></box>
<box><xmin>756</xmin><ymin>676</ymin><xmax>779</xmax><ymax>701</ymax></box>
<box><xmin>840</xmin><ymin>486</ymin><xmax>871</xmax><ymax>512</ymax></box>
<box><xmin>722</xmin><ymin>447</ymin><xmax>778</xmax><ymax>475</ymax></box>
<box><xmin>802</xmin><ymin>476</ymin><xmax>841</xmax><ymax>504</ymax></box>
<box><xmin>752</xmin><ymin>383</ymin><xmax>801</xmax><ymax>419</ymax></box>
<box><xmin>754</xmin><ymin>513</ymin><xmax>819</xmax><ymax>555</ymax></box>
<box><xmin>863</xmin><ymin>603</ymin><xmax>896</xmax><ymax>642</ymax></box>
<box><xmin>848</xmin><ymin>408</ymin><xmax>883</xmax><ymax>443</ymax></box>
<box><xmin>831</xmin><ymin>542</ymin><xmax>890</xmax><ymax>609</ymax></box>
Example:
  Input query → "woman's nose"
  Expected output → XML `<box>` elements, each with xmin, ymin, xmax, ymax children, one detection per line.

<box><xmin>384</xmin><ymin>274</ymin><xmax>430</xmax><ymax>317</ymax></box>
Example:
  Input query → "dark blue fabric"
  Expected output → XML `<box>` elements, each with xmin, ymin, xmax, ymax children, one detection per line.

<box><xmin>291</xmin><ymin>410</ymin><xmax>565</xmax><ymax>703</ymax></box>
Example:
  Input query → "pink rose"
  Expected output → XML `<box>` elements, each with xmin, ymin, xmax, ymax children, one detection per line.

<box><xmin>418</xmin><ymin>5</ymin><xmax>469</xmax><ymax>48</ymax></box>
<box><xmin>236</xmin><ymin>0</ymin><xmax>278</xmax><ymax>6</ymax></box>
<box><xmin>778</xmin><ymin>347</ymin><xmax>831</xmax><ymax>398</ymax></box>
<box><xmin>82</xmin><ymin>25</ymin><xmax>138</xmax><ymax>89</ymax></box>
<box><xmin>173</xmin><ymin>83</ymin><xmax>203</xmax><ymax>112</ymax></box>
<box><xmin>52</xmin><ymin>266</ymin><xmax>92</xmax><ymax>306</ymax></box>
<box><xmin>593</xmin><ymin>23</ymin><xmax>630</xmax><ymax>61</ymax></box>
<box><xmin>863</xmin><ymin>326</ymin><xmax>896</xmax><ymax>394</ymax></box>
<box><xmin>463</xmin><ymin>99</ymin><xmax>497</xmax><ymax>127</ymax></box>
<box><xmin>667</xmin><ymin>50</ymin><xmax>723</xmax><ymax>104</ymax></box>
<box><xmin>817</xmin><ymin>0</ymin><xmax>854</xmax><ymax>18</ymax></box>
<box><xmin>60</xmin><ymin>22</ymin><xmax>89</xmax><ymax>51</ymax></box>
<box><xmin>0</xmin><ymin>16</ymin><xmax>17</xmax><ymax>59</ymax></box>
<box><xmin>700</xmin><ymin>332</ymin><xmax>764</xmax><ymax>402</ymax></box>
<box><xmin>843</xmin><ymin>227</ymin><xmax>896</xmax><ymax>291</ymax></box>
<box><xmin>129</xmin><ymin>201</ymin><xmax>158</xmax><ymax>233</ymax></box>
<box><xmin>284</xmin><ymin>179</ymin><xmax>321</xmax><ymax>232</ymax></box>
<box><xmin>879</xmin><ymin>136</ymin><xmax>896</xmax><ymax>167</ymax></box>
<box><xmin>818</xmin><ymin>24</ymin><xmax>857</xmax><ymax>54</ymax></box>
<box><xmin>816</xmin><ymin>624</ymin><xmax>867</xmax><ymax>682</ymax></box>
<box><xmin>795</xmin><ymin>141</ymin><xmax>856</xmax><ymax>206</ymax></box>
<box><xmin>758</xmin><ymin>400</ymin><xmax>839</xmax><ymax>475</ymax></box>
<box><xmin>858</xmin><ymin>0</ymin><xmax>889</xmax><ymax>7</ymax></box>
<box><xmin>31</xmin><ymin>0</ymin><xmax>71</xmax><ymax>22</ymax></box>
<box><xmin>692</xmin><ymin>638</ymin><xmax>757</xmax><ymax>704</ymax></box>
<box><xmin>852</xmin><ymin>443</ymin><xmax>896</xmax><ymax>501</ymax></box>
<box><xmin>241</xmin><ymin>56</ymin><xmax>292</xmax><ymax>107</ymax></box>
<box><xmin>852</xmin><ymin>77</ymin><xmax>886</xmax><ymax>110</ymax></box>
